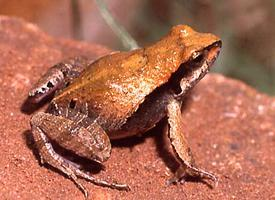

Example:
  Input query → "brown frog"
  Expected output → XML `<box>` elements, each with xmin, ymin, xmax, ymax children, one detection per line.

<box><xmin>29</xmin><ymin>25</ymin><xmax>221</xmax><ymax>198</ymax></box>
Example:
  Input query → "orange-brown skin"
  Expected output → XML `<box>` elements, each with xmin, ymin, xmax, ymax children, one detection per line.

<box><xmin>54</xmin><ymin>26</ymin><xmax>220</xmax><ymax>130</ymax></box>
<box><xmin>29</xmin><ymin>25</ymin><xmax>221</xmax><ymax>198</ymax></box>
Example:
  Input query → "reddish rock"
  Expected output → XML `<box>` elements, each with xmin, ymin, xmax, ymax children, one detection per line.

<box><xmin>0</xmin><ymin>16</ymin><xmax>274</xmax><ymax>200</ymax></box>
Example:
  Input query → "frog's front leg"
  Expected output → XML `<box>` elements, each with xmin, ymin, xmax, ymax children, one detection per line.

<box><xmin>30</xmin><ymin>112</ymin><xmax>129</xmax><ymax>198</ymax></box>
<box><xmin>166</xmin><ymin>98</ymin><xmax>217</xmax><ymax>185</ymax></box>
<box><xmin>29</xmin><ymin>57</ymin><xmax>91</xmax><ymax>103</ymax></box>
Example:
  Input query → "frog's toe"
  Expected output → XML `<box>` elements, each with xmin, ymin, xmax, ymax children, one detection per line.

<box><xmin>167</xmin><ymin>165</ymin><xmax>218</xmax><ymax>187</ymax></box>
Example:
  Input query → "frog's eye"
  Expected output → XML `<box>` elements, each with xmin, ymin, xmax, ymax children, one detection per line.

<box><xmin>191</xmin><ymin>51</ymin><xmax>204</xmax><ymax>63</ymax></box>
<box><xmin>191</xmin><ymin>51</ymin><xmax>200</xmax><ymax>59</ymax></box>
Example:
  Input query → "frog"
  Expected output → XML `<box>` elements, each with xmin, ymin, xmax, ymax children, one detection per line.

<box><xmin>28</xmin><ymin>25</ymin><xmax>221</xmax><ymax>198</ymax></box>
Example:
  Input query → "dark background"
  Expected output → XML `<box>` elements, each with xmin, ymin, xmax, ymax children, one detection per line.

<box><xmin>0</xmin><ymin>0</ymin><xmax>274</xmax><ymax>94</ymax></box>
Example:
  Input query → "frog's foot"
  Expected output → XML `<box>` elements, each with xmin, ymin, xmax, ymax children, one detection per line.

<box><xmin>31</xmin><ymin>112</ymin><xmax>130</xmax><ymax>198</ymax></box>
<box><xmin>167</xmin><ymin>164</ymin><xmax>218</xmax><ymax>186</ymax></box>
<box><xmin>29</xmin><ymin>57</ymin><xmax>91</xmax><ymax>103</ymax></box>
<box><xmin>166</xmin><ymin>98</ymin><xmax>217</xmax><ymax>186</ymax></box>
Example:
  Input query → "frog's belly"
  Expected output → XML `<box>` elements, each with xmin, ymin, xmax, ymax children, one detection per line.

<box><xmin>108</xmin><ymin>88</ymin><xmax>172</xmax><ymax>140</ymax></box>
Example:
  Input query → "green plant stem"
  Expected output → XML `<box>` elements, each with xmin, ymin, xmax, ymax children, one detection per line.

<box><xmin>94</xmin><ymin>0</ymin><xmax>139</xmax><ymax>50</ymax></box>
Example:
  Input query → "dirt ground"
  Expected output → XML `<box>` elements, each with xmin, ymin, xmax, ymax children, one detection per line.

<box><xmin>0</xmin><ymin>16</ymin><xmax>274</xmax><ymax>200</ymax></box>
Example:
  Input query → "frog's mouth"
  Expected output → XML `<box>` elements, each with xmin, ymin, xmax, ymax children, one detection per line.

<box><xmin>172</xmin><ymin>40</ymin><xmax>222</xmax><ymax>97</ymax></box>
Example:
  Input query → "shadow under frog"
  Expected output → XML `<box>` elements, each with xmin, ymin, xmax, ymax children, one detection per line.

<box><xmin>24</xmin><ymin>25</ymin><xmax>221</xmax><ymax>198</ymax></box>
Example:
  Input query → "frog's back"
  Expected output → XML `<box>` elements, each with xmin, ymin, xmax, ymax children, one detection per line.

<box><xmin>54</xmin><ymin>25</ymin><xmax>220</xmax><ymax>130</ymax></box>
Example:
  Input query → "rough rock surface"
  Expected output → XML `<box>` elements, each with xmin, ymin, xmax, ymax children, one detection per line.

<box><xmin>0</xmin><ymin>16</ymin><xmax>274</xmax><ymax>200</ymax></box>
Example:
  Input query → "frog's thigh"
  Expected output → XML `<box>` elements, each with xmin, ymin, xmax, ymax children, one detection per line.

<box><xmin>30</xmin><ymin>112</ymin><xmax>128</xmax><ymax>196</ymax></box>
<box><xmin>31</xmin><ymin>112</ymin><xmax>111</xmax><ymax>161</ymax></box>
<box><xmin>167</xmin><ymin>98</ymin><xmax>217</xmax><ymax>183</ymax></box>
<box><xmin>29</xmin><ymin>57</ymin><xmax>90</xmax><ymax>102</ymax></box>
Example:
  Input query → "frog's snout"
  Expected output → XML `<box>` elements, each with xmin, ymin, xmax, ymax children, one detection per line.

<box><xmin>205</xmin><ymin>41</ymin><xmax>222</xmax><ymax>67</ymax></box>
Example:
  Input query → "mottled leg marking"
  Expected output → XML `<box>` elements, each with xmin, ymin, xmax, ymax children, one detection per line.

<box><xmin>31</xmin><ymin>113</ymin><xmax>130</xmax><ymax>198</ymax></box>
<box><xmin>29</xmin><ymin>57</ymin><xmax>91</xmax><ymax>103</ymax></box>
<box><xmin>166</xmin><ymin>98</ymin><xmax>217</xmax><ymax>185</ymax></box>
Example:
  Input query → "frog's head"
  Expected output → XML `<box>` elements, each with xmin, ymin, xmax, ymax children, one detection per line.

<box><xmin>171</xmin><ymin>25</ymin><xmax>221</xmax><ymax>67</ymax></box>
<box><xmin>168</xmin><ymin>25</ymin><xmax>222</xmax><ymax>95</ymax></box>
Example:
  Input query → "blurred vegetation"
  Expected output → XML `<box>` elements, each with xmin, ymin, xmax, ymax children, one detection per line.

<box><xmin>0</xmin><ymin>0</ymin><xmax>274</xmax><ymax>94</ymax></box>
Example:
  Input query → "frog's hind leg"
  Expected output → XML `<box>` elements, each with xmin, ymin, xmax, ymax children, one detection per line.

<box><xmin>166</xmin><ymin>98</ymin><xmax>217</xmax><ymax>185</ymax></box>
<box><xmin>29</xmin><ymin>57</ymin><xmax>91</xmax><ymax>103</ymax></box>
<box><xmin>30</xmin><ymin>112</ymin><xmax>130</xmax><ymax>198</ymax></box>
